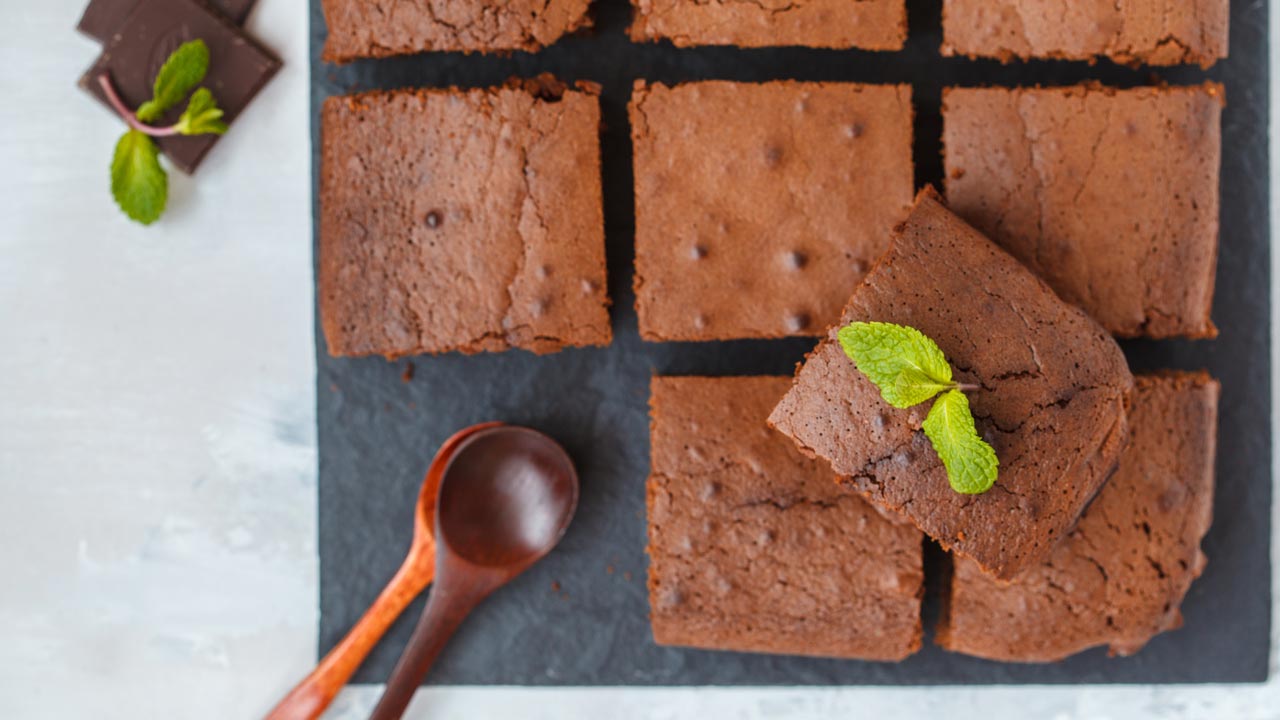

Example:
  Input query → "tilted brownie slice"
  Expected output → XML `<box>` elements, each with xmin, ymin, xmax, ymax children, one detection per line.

<box><xmin>630</xmin><ymin>0</ymin><xmax>906</xmax><ymax>51</ymax></box>
<box><xmin>770</xmin><ymin>187</ymin><xmax>1134</xmax><ymax>580</ymax></box>
<box><xmin>944</xmin><ymin>84</ymin><xmax>1223</xmax><ymax>339</ymax></box>
<box><xmin>648</xmin><ymin>376</ymin><xmax>923</xmax><ymax>661</ymax></box>
<box><xmin>941</xmin><ymin>0</ymin><xmax>1229</xmax><ymax>68</ymax></box>
<box><xmin>319</xmin><ymin>79</ymin><xmax>611</xmax><ymax>358</ymax></box>
<box><xmin>320</xmin><ymin>0</ymin><xmax>592</xmax><ymax>61</ymax></box>
<box><xmin>937</xmin><ymin>372</ymin><xmax>1218</xmax><ymax>661</ymax></box>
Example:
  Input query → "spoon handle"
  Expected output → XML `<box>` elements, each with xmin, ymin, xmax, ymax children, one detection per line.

<box><xmin>264</xmin><ymin>547</ymin><xmax>434</xmax><ymax>720</ymax></box>
<box><xmin>368</xmin><ymin>577</ymin><xmax>490</xmax><ymax>720</ymax></box>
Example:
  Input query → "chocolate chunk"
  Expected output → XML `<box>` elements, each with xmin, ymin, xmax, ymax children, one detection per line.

<box><xmin>78</xmin><ymin>0</ymin><xmax>280</xmax><ymax>175</ymax></box>
<box><xmin>77</xmin><ymin>0</ymin><xmax>259</xmax><ymax>44</ymax></box>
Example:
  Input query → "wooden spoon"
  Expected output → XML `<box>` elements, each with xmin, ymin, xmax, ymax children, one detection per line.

<box><xmin>264</xmin><ymin>422</ymin><xmax>503</xmax><ymax>720</ymax></box>
<box><xmin>369</xmin><ymin>426</ymin><xmax>579</xmax><ymax>720</ymax></box>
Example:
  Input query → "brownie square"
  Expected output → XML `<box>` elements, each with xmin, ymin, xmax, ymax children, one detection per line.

<box><xmin>77</xmin><ymin>0</ymin><xmax>258</xmax><ymax>43</ymax></box>
<box><xmin>944</xmin><ymin>84</ymin><xmax>1223</xmax><ymax>339</ymax></box>
<box><xmin>78</xmin><ymin>0</ymin><xmax>281</xmax><ymax>175</ymax></box>
<box><xmin>648</xmin><ymin>376</ymin><xmax>924</xmax><ymax>660</ymax></box>
<box><xmin>938</xmin><ymin>372</ymin><xmax>1218</xmax><ymax>661</ymax></box>
<box><xmin>630</xmin><ymin>81</ymin><xmax>914</xmax><ymax>342</ymax></box>
<box><xmin>941</xmin><ymin>0</ymin><xmax>1229</xmax><ymax>68</ymax></box>
<box><xmin>320</xmin><ymin>0</ymin><xmax>592</xmax><ymax>62</ymax></box>
<box><xmin>770</xmin><ymin>187</ymin><xmax>1134</xmax><ymax>581</ymax></box>
<box><xmin>319</xmin><ymin>80</ymin><xmax>611</xmax><ymax>358</ymax></box>
<box><xmin>630</xmin><ymin>0</ymin><xmax>906</xmax><ymax>50</ymax></box>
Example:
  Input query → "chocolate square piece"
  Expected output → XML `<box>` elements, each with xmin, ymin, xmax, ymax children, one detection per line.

<box><xmin>630</xmin><ymin>0</ymin><xmax>906</xmax><ymax>50</ymax></box>
<box><xmin>769</xmin><ymin>187</ymin><xmax>1134</xmax><ymax>581</ymax></box>
<box><xmin>938</xmin><ymin>372</ymin><xmax>1218</xmax><ymax>661</ymax></box>
<box><xmin>648</xmin><ymin>376</ymin><xmax>924</xmax><ymax>660</ymax></box>
<box><xmin>77</xmin><ymin>0</ymin><xmax>258</xmax><ymax>43</ymax></box>
<box><xmin>944</xmin><ymin>84</ymin><xmax>1223</xmax><ymax>338</ymax></box>
<box><xmin>941</xmin><ymin>0</ymin><xmax>1229</xmax><ymax>67</ymax></box>
<box><xmin>630</xmin><ymin>81</ymin><xmax>914</xmax><ymax>342</ymax></box>
<box><xmin>320</xmin><ymin>0</ymin><xmax>592</xmax><ymax>62</ymax></box>
<box><xmin>79</xmin><ymin>0</ymin><xmax>281</xmax><ymax>175</ymax></box>
<box><xmin>319</xmin><ymin>80</ymin><xmax>612</xmax><ymax>358</ymax></box>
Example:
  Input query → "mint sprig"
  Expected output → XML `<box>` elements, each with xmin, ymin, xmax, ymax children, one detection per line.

<box><xmin>98</xmin><ymin>39</ymin><xmax>230</xmax><ymax>225</ymax></box>
<box><xmin>136</xmin><ymin>39</ymin><xmax>210</xmax><ymax>123</ymax></box>
<box><xmin>838</xmin><ymin>321</ymin><xmax>998</xmax><ymax>495</ymax></box>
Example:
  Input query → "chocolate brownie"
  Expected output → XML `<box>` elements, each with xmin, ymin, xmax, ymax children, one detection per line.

<box><xmin>947</xmin><ymin>84</ymin><xmax>1223</xmax><ymax>338</ymax></box>
<box><xmin>941</xmin><ymin>0</ymin><xmax>1229</xmax><ymax>68</ymax></box>
<box><xmin>630</xmin><ymin>0</ymin><xmax>906</xmax><ymax>50</ymax></box>
<box><xmin>630</xmin><ymin>81</ymin><xmax>914</xmax><ymax>342</ymax></box>
<box><xmin>648</xmin><ymin>376</ymin><xmax>924</xmax><ymax>660</ymax></box>
<box><xmin>938</xmin><ymin>372</ymin><xmax>1218</xmax><ymax>661</ymax></box>
<box><xmin>320</xmin><ymin>0</ymin><xmax>592</xmax><ymax>62</ymax></box>
<box><xmin>319</xmin><ymin>79</ymin><xmax>611</xmax><ymax>358</ymax></box>
<box><xmin>769</xmin><ymin>187</ymin><xmax>1134</xmax><ymax>581</ymax></box>
<box><xmin>944</xmin><ymin>84</ymin><xmax>1223</xmax><ymax>339</ymax></box>
<box><xmin>79</xmin><ymin>0</ymin><xmax>281</xmax><ymax>175</ymax></box>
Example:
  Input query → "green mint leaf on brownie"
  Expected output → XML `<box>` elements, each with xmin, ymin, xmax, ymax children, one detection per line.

<box><xmin>838</xmin><ymin>321</ymin><xmax>954</xmax><ymax>408</ymax></box>
<box><xmin>111</xmin><ymin>130</ymin><xmax>167</xmax><ymax>225</ymax></box>
<box><xmin>922</xmin><ymin>390</ymin><xmax>999</xmax><ymax>495</ymax></box>
<box><xmin>136</xmin><ymin>39</ymin><xmax>210</xmax><ymax>123</ymax></box>
<box><xmin>838</xmin><ymin>320</ymin><xmax>999</xmax><ymax>494</ymax></box>
<box><xmin>175</xmin><ymin>88</ymin><xmax>229</xmax><ymax>136</ymax></box>
<box><xmin>892</xmin><ymin>367</ymin><xmax>958</xmax><ymax>408</ymax></box>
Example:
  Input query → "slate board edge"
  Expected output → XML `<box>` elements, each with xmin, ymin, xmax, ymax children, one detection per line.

<box><xmin>310</xmin><ymin>0</ymin><xmax>1272</xmax><ymax>686</ymax></box>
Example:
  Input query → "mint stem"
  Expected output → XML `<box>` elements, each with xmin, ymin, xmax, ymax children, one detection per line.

<box><xmin>955</xmin><ymin>383</ymin><xmax>980</xmax><ymax>391</ymax></box>
<box><xmin>97</xmin><ymin>74</ymin><xmax>182</xmax><ymax>137</ymax></box>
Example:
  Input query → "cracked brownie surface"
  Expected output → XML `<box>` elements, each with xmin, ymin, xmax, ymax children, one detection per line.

<box><xmin>769</xmin><ymin>187</ymin><xmax>1134</xmax><ymax>580</ymax></box>
<box><xmin>941</xmin><ymin>0</ymin><xmax>1229</xmax><ymax>67</ymax></box>
<box><xmin>647</xmin><ymin>375</ymin><xmax>924</xmax><ymax>660</ymax></box>
<box><xmin>319</xmin><ymin>80</ymin><xmax>611</xmax><ymax>358</ymax></box>
<box><xmin>630</xmin><ymin>0</ymin><xmax>907</xmax><ymax>50</ymax></box>
<box><xmin>630</xmin><ymin>80</ymin><xmax>914</xmax><ymax>341</ymax></box>
<box><xmin>944</xmin><ymin>84</ymin><xmax>1223</xmax><ymax>339</ymax></box>
<box><xmin>320</xmin><ymin>0</ymin><xmax>592</xmax><ymax>61</ymax></box>
<box><xmin>937</xmin><ymin>372</ymin><xmax>1218</xmax><ymax>661</ymax></box>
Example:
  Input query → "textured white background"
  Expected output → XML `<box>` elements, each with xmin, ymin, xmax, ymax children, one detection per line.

<box><xmin>0</xmin><ymin>1</ymin><xmax>1276</xmax><ymax>718</ymax></box>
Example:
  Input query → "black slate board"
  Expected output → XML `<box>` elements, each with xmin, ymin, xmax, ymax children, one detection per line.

<box><xmin>313</xmin><ymin>0</ymin><xmax>1272</xmax><ymax>685</ymax></box>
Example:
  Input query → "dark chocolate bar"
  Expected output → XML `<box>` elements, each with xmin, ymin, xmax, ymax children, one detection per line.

<box><xmin>77</xmin><ymin>0</ymin><xmax>259</xmax><ymax>43</ymax></box>
<box><xmin>78</xmin><ymin>0</ymin><xmax>280</xmax><ymax>174</ymax></box>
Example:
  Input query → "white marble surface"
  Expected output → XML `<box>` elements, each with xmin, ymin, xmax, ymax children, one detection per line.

<box><xmin>0</xmin><ymin>1</ymin><xmax>1276</xmax><ymax>718</ymax></box>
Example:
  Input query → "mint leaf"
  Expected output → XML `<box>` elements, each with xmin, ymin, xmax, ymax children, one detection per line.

<box><xmin>893</xmin><ymin>367</ymin><xmax>958</xmax><ymax>408</ymax></box>
<box><xmin>838</xmin><ymin>321</ymin><xmax>954</xmax><ymax>408</ymax></box>
<box><xmin>111</xmin><ymin>130</ymin><xmax>167</xmax><ymax>225</ymax></box>
<box><xmin>922</xmin><ymin>390</ymin><xmax>998</xmax><ymax>495</ymax></box>
<box><xmin>136</xmin><ymin>39</ymin><xmax>209</xmax><ymax>123</ymax></box>
<box><xmin>175</xmin><ymin>88</ymin><xmax>229</xmax><ymax>136</ymax></box>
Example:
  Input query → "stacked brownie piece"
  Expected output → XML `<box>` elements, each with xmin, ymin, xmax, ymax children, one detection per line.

<box><xmin>311</xmin><ymin>0</ymin><xmax>1227</xmax><ymax>665</ymax></box>
<box><xmin>769</xmin><ymin>191</ymin><xmax>1219</xmax><ymax>661</ymax></box>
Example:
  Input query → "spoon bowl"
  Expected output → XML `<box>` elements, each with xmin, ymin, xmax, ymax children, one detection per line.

<box><xmin>438</xmin><ymin>427</ymin><xmax>579</xmax><ymax>568</ymax></box>
<box><xmin>370</xmin><ymin>426</ymin><xmax>579</xmax><ymax>720</ymax></box>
